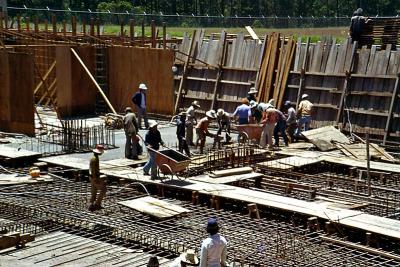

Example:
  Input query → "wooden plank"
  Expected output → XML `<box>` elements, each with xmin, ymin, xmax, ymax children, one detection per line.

<box><xmin>33</xmin><ymin>61</ymin><xmax>56</xmax><ymax>95</ymax></box>
<box><xmin>210</xmin><ymin>167</ymin><xmax>253</xmax><ymax>178</ymax></box>
<box><xmin>174</xmin><ymin>30</ymin><xmax>197</xmax><ymax>115</ymax></box>
<box><xmin>301</xmin><ymin>126</ymin><xmax>350</xmax><ymax>151</ymax></box>
<box><xmin>118</xmin><ymin>196</ymin><xmax>190</xmax><ymax>219</ymax></box>
<box><xmin>0</xmin><ymin>146</ymin><xmax>41</xmax><ymax>159</ymax></box>
<box><xmin>296</xmin><ymin>38</ymin><xmax>310</xmax><ymax>108</ymax></box>
<box><xmin>0</xmin><ymin>174</ymin><xmax>53</xmax><ymax>186</ymax></box>
<box><xmin>0</xmin><ymin>52</ymin><xmax>35</xmax><ymax>136</ymax></box>
<box><xmin>245</xmin><ymin>26</ymin><xmax>261</xmax><ymax>44</ymax></box>
<box><xmin>336</xmin><ymin>42</ymin><xmax>357</xmax><ymax>125</ymax></box>
<box><xmin>210</xmin><ymin>32</ymin><xmax>227</xmax><ymax>110</ymax></box>
<box><xmin>383</xmin><ymin>74</ymin><xmax>400</xmax><ymax>144</ymax></box>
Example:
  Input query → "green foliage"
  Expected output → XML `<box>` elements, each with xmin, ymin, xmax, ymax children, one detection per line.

<box><xmin>252</xmin><ymin>20</ymin><xmax>263</xmax><ymax>28</ymax></box>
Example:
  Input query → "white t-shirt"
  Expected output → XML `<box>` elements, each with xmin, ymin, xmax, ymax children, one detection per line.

<box><xmin>200</xmin><ymin>234</ymin><xmax>228</xmax><ymax>267</ymax></box>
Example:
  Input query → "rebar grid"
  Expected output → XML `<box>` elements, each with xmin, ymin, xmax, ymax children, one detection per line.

<box><xmin>0</xmin><ymin>180</ymin><xmax>399</xmax><ymax>266</ymax></box>
<box><xmin>256</xmin><ymin>164</ymin><xmax>400</xmax><ymax>219</ymax></box>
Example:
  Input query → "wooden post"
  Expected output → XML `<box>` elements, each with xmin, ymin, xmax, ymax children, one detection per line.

<box><xmin>62</xmin><ymin>20</ymin><xmax>66</xmax><ymax>36</ymax></box>
<box><xmin>90</xmin><ymin>18</ymin><xmax>94</xmax><ymax>36</ymax></box>
<box><xmin>96</xmin><ymin>18</ymin><xmax>100</xmax><ymax>36</ymax></box>
<box><xmin>44</xmin><ymin>19</ymin><xmax>48</xmax><ymax>33</ymax></box>
<box><xmin>70</xmin><ymin>48</ymin><xmax>117</xmax><ymax>114</ymax></box>
<box><xmin>162</xmin><ymin>22</ymin><xmax>166</xmax><ymax>49</ymax></box>
<box><xmin>141</xmin><ymin>19</ymin><xmax>145</xmax><ymax>46</ymax></box>
<box><xmin>336</xmin><ymin>41</ymin><xmax>357</xmax><ymax>126</ymax></box>
<box><xmin>366</xmin><ymin>133</ymin><xmax>371</xmax><ymax>196</ymax></box>
<box><xmin>4</xmin><ymin>12</ymin><xmax>7</xmax><ymax>29</ymax></box>
<box><xmin>174</xmin><ymin>30</ymin><xmax>197</xmax><ymax>115</ymax></box>
<box><xmin>34</xmin><ymin>17</ymin><xmax>39</xmax><ymax>33</ymax></box>
<box><xmin>52</xmin><ymin>14</ymin><xmax>57</xmax><ymax>34</ymax></box>
<box><xmin>151</xmin><ymin>20</ymin><xmax>156</xmax><ymax>48</ymax></box>
<box><xmin>17</xmin><ymin>15</ymin><xmax>21</xmax><ymax>32</ymax></box>
<box><xmin>0</xmin><ymin>12</ymin><xmax>3</xmax><ymax>31</ymax></box>
<box><xmin>120</xmin><ymin>22</ymin><xmax>124</xmax><ymax>37</ymax></box>
<box><xmin>71</xmin><ymin>16</ymin><xmax>77</xmax><ymax>36</ymax></box>
<box><xmin>129</xmin><ymin>19</ymin><xmax>135</xmax><ymax>41</ymax></box>
<box><xmin>296</xmin><ymin>37</ymin><xmax>310</xmax><ymax>108</ymax></box>
<box><xmin>383</xmin><ymin>73</ymin><xmax>400</xmax><ymax>145</ymax></box>
<box><xmin>247</xmin><ymin>203</ymin><xmax>260</xmax><ymax>219</ymax></box>
<box><xmin>82</xmin><ymin>19</ymin><xmax>86</xmax><ymax>35</ymax></box>
<box><xmin>210</xmin><ymin>32</ymin><xmax>227</xmax><ymax>110</ymax></box>
<box><xmin>25</xmin><ymin>17</ymin><xmax>30</xmax><ymax>32</ymax></box>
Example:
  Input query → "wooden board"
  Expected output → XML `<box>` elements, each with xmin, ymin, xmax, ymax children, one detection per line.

<box><xmin>210</xmin><ymin>167</ymin><xmax>253</xmax><ymax>178</ymax></box>
<box><xmin>301</xmin><ymin>126</ymin><xmax>350</xmax><ymax>151</ymax></box>
<box><xmin>257</xmin><ymin>156</ymin><xmax>323</xmax><ymax>170</ymax></box>
<box><xmin>190</xmin><ymin>172</ymin><xmax>263</xmax><ymax>184</ymax></box>
<box><xmin>56</xmin><ymin>46</ymin><xmax>97</xmax><ymax>118</ymax></box>
<box><xmin>0</xmin><ymin>146</ymin><xmax>41</xmax><ymax>159</ymax></box>
<box><xmin>0</xmin><ymin>51</ymin><xmax>35</xmax><ymax>136</ymax></box>
<box><xmin>0</xmin><ymin>174</ymin><xmax>53</xmax><ymax>186</ymax></box>
<box><xmin>108</xmin><ymin>47</ymin><xmax>174</xmax><ymax>115</ymax></box>
<box><xmin>118</xmin><ymin>196</ymin><xmax>190</xmax><ymax>219</ymax></box>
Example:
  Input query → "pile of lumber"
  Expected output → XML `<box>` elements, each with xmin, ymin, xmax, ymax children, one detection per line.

<box><xmin>257</xmin><ymin>33</ymin><xmax>296</xmax><ymax>106</ymax></box>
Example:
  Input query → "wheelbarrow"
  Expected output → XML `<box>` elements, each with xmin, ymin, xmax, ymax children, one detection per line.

<box><xmin>236</xmin><ymin>124</ymin><xmax>263</xmax><ymax>144</ymax></box>
<box><xmin>147</xmin><ymin>147</ymin><xmax>191</xmax><ymax>182</ymax></box>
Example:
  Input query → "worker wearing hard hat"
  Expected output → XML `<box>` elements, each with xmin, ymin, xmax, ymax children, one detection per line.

<box><xmin>195</xmin><ymin>110</ymin><xmax>217</xmax><ymax>154</ymax></box>
<box><xmin>123</xmin><ymin>107</ymin><xmax>139</xmax><ymax>160</ymax></box>
<box><xmin>216</xmin><ymin>108</ymin><xmax>231</xmax><ymax>145</ymax></box>
<box><xmin>185</xmin><ymin>101</ymin><xmax>200</xmax><ymax>146</ymax></box>
<box><xmin>132</xmin><ymin>83</ymin><xmax>149</xmax><ymax>129</ymax></box>
<box><xmin>89</xmin><ymin>144</ymin><xmax>107</xmax><ymax>211</ymax></box>
<box><xmin>295</xmin><ymin>94</ymin><xmax>314</xmax><ymax>141</ymax></box>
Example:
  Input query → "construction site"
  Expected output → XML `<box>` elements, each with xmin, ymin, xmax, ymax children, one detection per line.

<box><xmin>1</xmin><ymin>5</ymin><xmax>400</xmax><ymax>267</ymax></box>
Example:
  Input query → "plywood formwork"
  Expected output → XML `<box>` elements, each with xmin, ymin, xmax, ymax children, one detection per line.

<box><xmin>284</xmin><ymin>40</ymin><xmax>400</xmax><ymax>145</ymax></box>
<box><xmin>56</xmin><ymin>46</ymin><xmax>97</xmax><ymax>118</ymax></box>
<box><xmin>108</xmin><ymin>46</ymin><xmax>174</xmax><ymax>115</ymax></box>
<box><xmin>174</xmin><ymin>32</ymin><xmax>264</xmax><ymax>116</ymax></box>
<box><xmin>0</xmin><ymin>51</ymin><xmax>35</xmax><ymax>136</ymax></box>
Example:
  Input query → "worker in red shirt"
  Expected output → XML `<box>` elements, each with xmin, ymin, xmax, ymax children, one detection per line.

<box><xmin>195</xmin><ymin>110</ymin><xmax>217</xmax><ymax>154</ymax></box>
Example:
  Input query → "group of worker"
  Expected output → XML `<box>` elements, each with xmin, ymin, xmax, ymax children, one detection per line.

<box><xmin>178</xmin><ymin>87</ymin><xmax>314</xmax><ymax>154</ymax></box>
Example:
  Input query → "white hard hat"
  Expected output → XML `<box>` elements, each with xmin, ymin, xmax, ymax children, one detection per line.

<box><xmin>217</xmin><ymin>108</ymin><xmax>225</xmax><ymax>117</ymax></box>
<box><xmin>148</xmin><ymin>120</ymin><xmax>158</xmax><ymax>128</ymax></box>
<box><xmin>139</xmin><ymin>83</ymin><xmax>148</xmax><ymax>90</ymax></box>
<box><xmin>302</xmin><ymin>94</ymin><xmax>309</xmax><ymax>99</ymax></box>
<box><xmin>206</xmin><ymin>110</ymin><xmax>217</xmax><ymax>119</ymax></box>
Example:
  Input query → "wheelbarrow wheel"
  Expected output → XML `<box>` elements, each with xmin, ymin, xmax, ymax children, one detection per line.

<box><xmin>157</xmin><ymin>164</ymin><xmax>173</xmax><ymax>182</ymax></box>
<box><xmin>238</xmin><ymin>132</ymin><xmax>249</xmax><ymax>144</ymax></box>
<box><xmin>176</xmin><ymin>171</ymin><xmax>188</xmax><ymax>181</ymax></box>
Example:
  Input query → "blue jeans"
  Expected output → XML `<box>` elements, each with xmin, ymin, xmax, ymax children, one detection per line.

<box><xmin>295</xmin><ymin>116</ymin><xmax>312</xmax><ymax>137</ymax></box>
<box><xmin>143</xmin><ymin>150</ymin><xmax>156</xmax><ymax>177</ymax></box>
<box><xmin>274</xmin><ymin>120</ymin><xmax>288</xmax><ymax>146</ymax></box>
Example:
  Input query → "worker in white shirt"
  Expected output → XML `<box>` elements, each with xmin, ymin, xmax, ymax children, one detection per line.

<box><xmin>295</xmin><ymin>94</ymin><xmax>314</xmax><ymax>140</ymax></box>
<box><xmin>199</xmin><ymin>218</ymin><xmax>228</xmax><ymax>267</ymax></box>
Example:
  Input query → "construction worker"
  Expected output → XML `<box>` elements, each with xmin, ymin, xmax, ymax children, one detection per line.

<box><xmin>89</xmin><ymin>144</ymin><xmax>107</xmax><ymax>211</ymax></box>
<box><xmin>216</xmin><ymin>108</ymin><xmax>231</xmax><ymax>144</ymax></box>
<box><xmin>349</xmin><ymin>8</ymin><xmax>371</xmax><ymax>44</ymax></box>
<box><xmin>186</xmin><ymin>101</ymin><xmax>200</xmax><ymax>146</ymax></box>
<box><xmin>250</xmin><ymin>101</ymin><xmax>262</xmax><ymax>123</ymax></box>
<box><xmin>123</xmin><ymin>107</ymin><xmax>139</xmax><ymax>160</ymax></box>
<box><xmin>260</xmin><ymin>104</ymin><xmax>278</xmax><ymax>149</ymax></box>
<box><xmin>195</xmin><ymin>110</ymin><xmax>217</xmax><ymax>154</ymax></box>
<box><xmin>132</xmin><ymin>83</ymin><xmax>149</xmax><ymax>129</ymax></box>
<box><xmin>284</xmin><ymin>101</ymin><xmax>297</xmax><ymax>143</ymax></box>
<box><xmin>176</xmin><ymin>111</ymin><xmax>190</xmax><ymax>157</ymax></box>
<box><xmin>170</xmin><ymin>249</ymin><xmax>199</xmax><ymax>267</ymax></box>
<box><xmin>247</xmin><ymin>87</ymin><xmax>258</xmax><ymax>102</ymax></box>
<box><xmin>199</xmin><ymin>217</ymin><xmax>228</xmax><ymax>267</ymax></box>
<box><xmin>274</xmin><ymin>108</ymin><xmax>289</xmax><ymax>147</ymax></box>
<box><xmin>233</xmin><ymin>98</ymin><xmax>251</xmax><ymax>125</ymax></box>
<box><xmin>295</xmin><ymin>94</ymin><xmax>314</xmax><ymax>140</ymax></box>
<box><xmin>143</xmin><ymin>120</ymin><xmax>165</xmax><ymax>179</ymax></box>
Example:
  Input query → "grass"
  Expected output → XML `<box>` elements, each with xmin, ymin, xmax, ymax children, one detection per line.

<box><xmin>102</xmin><ymin>25</ymin><xmax>348</xmax><ymax>42</ymax></box>
<box><xmin>27</xmin><ymin>22</ymin><xmax>348</xmax><ymax>42</ymax></box>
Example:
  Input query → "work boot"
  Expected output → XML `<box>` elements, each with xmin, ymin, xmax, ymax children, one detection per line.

<box><xmin>88</xmin><ymin>204</ymin><xmax>96</xmax><ymax>212</ymax></box>
<box><xmin>93</xmin><ymin>204</ymin><xmax>103</xmax><ymax>211</ymax></box>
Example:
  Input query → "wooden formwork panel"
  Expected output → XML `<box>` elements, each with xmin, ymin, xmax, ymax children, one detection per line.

<box><xmin>0</xmin><ymin>51</ymin><xmax>35</xmax><ymax>136</ymax></box>
<box><xmin>56</xmin><ymin>46</ymin><xmax>97</xmax><ymax>118</ymax></box>
<box><xmin>108</xmin><ymin>47</ymin><xmax>174</xmax><ymax>115</ymax></box>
